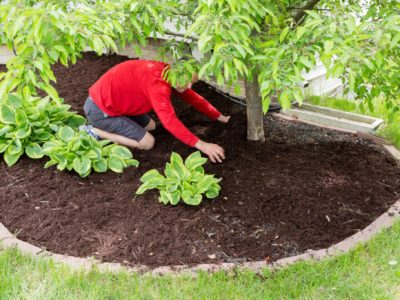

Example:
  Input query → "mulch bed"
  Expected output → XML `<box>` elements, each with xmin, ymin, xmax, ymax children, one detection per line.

<box><xmin>0</xmin><ymin>53</ymin><xmax>399</xmax><ymax>267</ymax></box>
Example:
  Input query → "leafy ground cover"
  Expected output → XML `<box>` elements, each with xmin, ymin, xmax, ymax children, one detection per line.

<box><xmin>136</xmin><ymin>151</ymin><xmax>221</xmax><ymax>205</ymax></box>
<box><xmin>42</xmin><ymin>126</ymin><xmax>139</xmax><ymax>178</ymax></box>
<box><xmin>0</xmin><ymin>93</ymin><xmax>85</xmax><ymax>166</ymax></box>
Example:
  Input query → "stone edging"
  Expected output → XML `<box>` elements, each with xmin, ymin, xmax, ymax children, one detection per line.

<box><xmin>1</xmin><ymin>144</ymin><xmax>399</xmax><ymax>276</ymax></box>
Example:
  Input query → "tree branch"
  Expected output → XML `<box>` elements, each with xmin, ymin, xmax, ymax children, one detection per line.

<box><xmin>293</xmin><ymin>0</ymin><xmax>323</xmax><ymax>24</ymax></box>
<box><xmin>288</xmin><ymin>7</ymin><xmax>330</xmax><ymax>12</ymax></box>
<box><xmin>163</xmin><ymin>29</ymin><xmax>199</xmax><ymax>41</ymax></box>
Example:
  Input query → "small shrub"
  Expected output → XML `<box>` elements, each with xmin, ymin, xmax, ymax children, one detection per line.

<box><xmin>42</xmin><ymin>126</ymin><xmax>139</xmax><ymax>178</ymax></box>
<box><xmin>136</xmin><ymin>151</ymin><xmax>221</xmax><ymax>205</ymax></box>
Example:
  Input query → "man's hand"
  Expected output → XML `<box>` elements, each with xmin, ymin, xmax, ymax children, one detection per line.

<box><xmin>217</xmin><ymin>114</ymin><xmax>230</xmax><ymax>123</ymax></box>
<box><xmin>195</xmin><ymin>140</ymin><xmax>225</xmax><ymax>163</ymax></box>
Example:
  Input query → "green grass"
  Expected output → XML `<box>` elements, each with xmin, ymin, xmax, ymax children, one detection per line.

<box><xmin>306</xmin><ymin>96</ymin><xmax>400</xmax><ymax>148</ymax></box>
<box><xmin>1</xmin><ymin>221</ymin><xmax>399</xmax><ymax>299</ymax></box>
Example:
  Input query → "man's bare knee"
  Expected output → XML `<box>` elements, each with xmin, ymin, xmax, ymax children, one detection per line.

<box><xmin>138</xmin><ymin>132</ymin><xmax>155</xmax><ymax>150</ymax></box>
<box><xmin>145</xmin><ymin>118</ymin><xmax>156</xmax><ymax>131</ymax></box>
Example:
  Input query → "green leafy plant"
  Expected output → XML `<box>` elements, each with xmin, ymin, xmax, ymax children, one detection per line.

<box><xmin>42</xmin><ymin>126</ymin><xmax>139</xmax><ymax>178</ymax></box>
<box><xmin>136</xmin><ymin>151</ymin><xmax>221</xmax><ymax>205</ymax></box>
<box><xmin>0</xmin><ymin>93</ymin><xmax>85</xmax><ymax>166</ymax></box>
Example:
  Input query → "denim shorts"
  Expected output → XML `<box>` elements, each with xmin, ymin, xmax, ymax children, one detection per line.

<box><xmin>83</xmin><ymin>97</ymin><xmax>150</xmax><ymax>142</ymax></box>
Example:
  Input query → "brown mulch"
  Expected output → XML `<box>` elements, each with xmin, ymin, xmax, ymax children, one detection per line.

<box><xmin>0</xmin><ymin>52</ymin><xmax>399</xmax><ymax>267</ymax></box>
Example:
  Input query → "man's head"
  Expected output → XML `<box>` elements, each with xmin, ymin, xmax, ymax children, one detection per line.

<box><xmin>175</xmin><ymin>73</ymin><xmax>199</xmax><ymax>93</ymax></box>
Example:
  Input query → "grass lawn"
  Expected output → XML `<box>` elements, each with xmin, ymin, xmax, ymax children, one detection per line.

<box><xmin>0</xmin><ymin>220</ymin><xmax>399</xmax><ymax>299</ymax></box>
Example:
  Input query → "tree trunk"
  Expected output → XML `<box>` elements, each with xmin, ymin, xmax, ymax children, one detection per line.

<box><xmin>244</xmin><ymin>76</ymin><xmax>265</xmax><ymax>142</ymax></box>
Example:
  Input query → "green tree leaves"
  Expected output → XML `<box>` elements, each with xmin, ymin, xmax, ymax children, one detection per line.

<box><xmin>136</xmin><ymin>151</ymin><xmax>221</xmax><ymax>206</ymax></box>
<box><xmin>0</xmin><ymin>0</ymin><xmax>398</xmax><ymax>146</ymax></box>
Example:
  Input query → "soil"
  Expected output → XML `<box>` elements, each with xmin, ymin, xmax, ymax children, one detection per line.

<box><xmin>0</xmin><ymin>53</ymin><xmax>399</xmax><ymax>267</ymax></box>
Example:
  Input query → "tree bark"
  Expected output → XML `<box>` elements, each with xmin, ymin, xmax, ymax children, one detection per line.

<box><xmin>244</xmin><ymin>76</ymin><xmax>265</xmax><ymax>142</ymax></box>
<box><xmin>293</xmin><ymin>0</ymin><xmax>323</xmax><ymax>24</ymax></box>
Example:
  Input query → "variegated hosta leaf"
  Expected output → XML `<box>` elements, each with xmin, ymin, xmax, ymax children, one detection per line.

<box><xmin>136</xmin><ymin>151</ymin><xmax>221</xmax><ymax>206</ymax></box>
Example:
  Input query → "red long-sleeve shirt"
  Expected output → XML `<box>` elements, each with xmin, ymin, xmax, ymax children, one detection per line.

<box><xmin>89</xmin><ymin>60</ymin><xmax>221</xmax><ymax>147</ymax></box>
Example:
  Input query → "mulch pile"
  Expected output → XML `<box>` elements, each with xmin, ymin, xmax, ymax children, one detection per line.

<box><xmin>0</xmin><ymin>53</ymin><xmax>399</xmax><ymax>267</ymax></box>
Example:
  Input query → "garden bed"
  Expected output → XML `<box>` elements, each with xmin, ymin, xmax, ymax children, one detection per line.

<box><xmin>0</xmin><ymin>53</ymin><xmax>399</xmax><ymax>268</ymax></box>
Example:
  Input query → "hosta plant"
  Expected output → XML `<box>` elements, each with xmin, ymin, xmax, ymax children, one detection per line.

<box><xmin>0</xmin><ymin>93</ymin><xmax>85</xmax><ymax>166</ymax></box>
<box><xmin>42</xmin><ymin>126</ymin><xmax>139</xmax><ymax>178</ymax></box>
<box><xmin>136</xmin><ymin>151</ymin><xmax>221</xmax><ymax>206</ymax></box>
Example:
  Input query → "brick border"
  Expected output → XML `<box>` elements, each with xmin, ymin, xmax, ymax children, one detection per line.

<box><xmin>1</xmin><ymin>143</ymin><xmax>399</xmax><ymax>276</ymax></box>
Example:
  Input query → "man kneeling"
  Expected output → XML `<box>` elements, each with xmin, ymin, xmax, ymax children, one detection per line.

<box><xmin>82</xmin><ymin>60</ymin><xmax>230</xmax><ymax>163</ymax></box>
